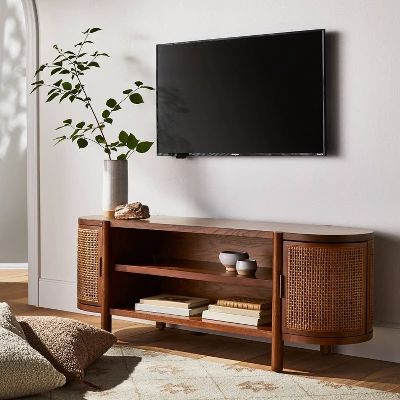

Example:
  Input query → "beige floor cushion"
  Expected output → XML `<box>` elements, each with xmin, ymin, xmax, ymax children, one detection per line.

<box><xmin>18</xmin><ymin>316</ymin><xmax>117</xmax><ymax>380</ymax></box>
<box><xmin>0</xmin><ymin>302</ymin><xmax>25</xmax><ymax>339</ymax></box>
<box><xmin>0</xmin><ymin>303</ymin><xmax>66</xmax><ymax>399</ymax></box>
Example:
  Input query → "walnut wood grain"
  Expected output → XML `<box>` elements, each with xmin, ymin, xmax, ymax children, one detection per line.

<box><xmin>114</xmin><ymin>261</ymin><xmax>272</xmax><ymax>288</ymax></box>
<box><xmin>78</xmin><ymin>214</ymin><xmax>374</xmax><ymax>373</ymax></box>
<box><xmin>79</xmin><ymin>215</ymin><xmax>373</xmax><ymax>242</ymax></box>
<box><xmin>110</xmin><ymin>308</ymin><xmax>272</xmax><ymax>338</ymax></box>
<box><xmin>101</xmin><ymin>221</ymin><xmax>111</xmax><ymax>332</ymax></box>
<box><xmin>271</xmin><ymin>232</ymin><xmax>283</xmax><ymax>372</ymax></box>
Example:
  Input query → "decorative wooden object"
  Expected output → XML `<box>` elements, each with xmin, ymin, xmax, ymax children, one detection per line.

<box><xmin>77</xmin><ymin>215</ymin><xmax>374</xmax><ymax>372</ymax></box>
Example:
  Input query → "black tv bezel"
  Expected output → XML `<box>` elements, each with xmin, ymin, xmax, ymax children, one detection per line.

<box><xmin>156</xmin><ymin>29</ymin><xmax>326</xmax><ymax>157</ymax></box>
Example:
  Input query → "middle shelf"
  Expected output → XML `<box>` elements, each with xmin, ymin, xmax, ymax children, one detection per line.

<box><xmin>114</xmin><ymin>259</ymin><xmax>272</xmax><ymax>288</ymax></box>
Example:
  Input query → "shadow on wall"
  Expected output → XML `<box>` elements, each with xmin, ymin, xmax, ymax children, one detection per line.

<box><xmin>373</xmin><ymin>232</ymin><xmax>400</xmax><ymax>325</ymax></box>
<box><xmin>0</xmin><ymin>0</ymin><xmax>27</xmax><ymax>263</ymax></box>
<box><xmin>325</xmin><ymin>31</ymin><xmax>340</xmax><ymax>156</ymax></box>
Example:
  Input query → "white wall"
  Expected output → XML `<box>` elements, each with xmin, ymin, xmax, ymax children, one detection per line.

<box><xmin>0</xmin><ymin>0</ymin><xmax>27</xmax><ymax>264</ymax></box>
<box><xmin>35</xmin><ymin>0</ymin><xmax>400</xmax><ymax>361</ymax></box>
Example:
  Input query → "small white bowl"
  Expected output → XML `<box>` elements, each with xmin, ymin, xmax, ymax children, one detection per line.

<box><xmin>219</xmin><ymin>251</ymin><xmax>249</xmax><ymax>272</ymax></box>
<box><xmin>236</xmin><ymin>259</ymin><xmax>258</xmax><ymax>276</ymax></box>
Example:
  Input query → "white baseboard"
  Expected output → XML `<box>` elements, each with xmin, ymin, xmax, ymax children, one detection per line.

<box><xmin>38</xmin><ymin>278</ymin><xmax>400</xmax><ymax>363</ymax></box>
<box><xmin>0</xmin><ymin>263</ymin><xmax>28</xmax><ymax>269</ymax></box>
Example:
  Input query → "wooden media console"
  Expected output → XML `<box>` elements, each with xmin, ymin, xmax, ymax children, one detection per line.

<box><xmin>77</xmin><ymin>215</ymin><xmax>374</xmax><ymax>372</ymax></box>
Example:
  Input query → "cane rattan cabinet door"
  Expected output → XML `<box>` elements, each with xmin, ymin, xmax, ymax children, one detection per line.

<box><xmin>77</xmin><ymin>225</ymin><xmax>103</xmax><ymax>307</ymax></box>
<box><xmin>282</xmin><ymin>241</ymin><xmax>368</xmax><ymax>338</ymax></box>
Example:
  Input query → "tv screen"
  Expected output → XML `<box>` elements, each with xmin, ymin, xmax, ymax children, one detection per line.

<box><xmin>157</xmin><ymin>29</ymin><xmax>325</xmax><ymax>156</ymax></box>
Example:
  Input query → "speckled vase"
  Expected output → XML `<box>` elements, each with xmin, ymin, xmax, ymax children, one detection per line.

<box><xmin>102</xmin><ymin>160</ymin><xmax>128</xmax><ymax>218</ymax></box>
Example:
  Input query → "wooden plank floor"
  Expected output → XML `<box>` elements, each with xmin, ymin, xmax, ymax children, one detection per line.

<box><xmin>1</xmin><ymin>269</ymin><xmax>399</xmax><ymax>393</ymax></box>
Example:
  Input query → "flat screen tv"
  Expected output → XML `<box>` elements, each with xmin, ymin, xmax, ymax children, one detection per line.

<box><xmin>157</xmin><ymin>29</ymin><xmax>325</xmax><ymax>156</ymax></box>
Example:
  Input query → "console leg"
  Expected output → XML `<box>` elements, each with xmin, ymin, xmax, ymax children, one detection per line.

<box><xmin>101</xmin><ymin>310</ymin><xmax>112</xmax><ymax>332</ymax></box>
<box><xmin>156</xmin><ymin>322</ymin><xmax>166</xmax><ymax>330</ymax></box>
<box><xmin>271</xmin><ymin>340</ymin><xmax>283</xmax><ymax>372</ymax></box>
<box><xmin>320</xmin><ymin>345</ymin><xmax>332</xmax><ymax>355</ymax></box>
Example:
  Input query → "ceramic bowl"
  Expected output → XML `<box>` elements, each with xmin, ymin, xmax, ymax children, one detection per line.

<box><xmin>219</xmin><ymin>251</ymin><xmax>249</xmax><ymax>272</ymax></box>
<box><xmin>236</xmin><ymin>259</ymin><xmax>258</xmax><ymax>276</ymax></box>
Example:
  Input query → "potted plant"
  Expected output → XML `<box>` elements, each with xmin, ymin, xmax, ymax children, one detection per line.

<box><xmin>31</xmin><ymin>27</ymin><xmax>154</xmax><ymax>217</ymax></box>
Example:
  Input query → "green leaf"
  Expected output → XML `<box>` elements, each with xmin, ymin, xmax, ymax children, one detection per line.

<box><xmin>54</xmin><ymin>135</ymin><xmax>66</xmax><ymax>145</ymax></box>
<box><xmin>69</xmin><ymin>95</ymin><xmax>76</xmax><ymax>102</ymax></box>
<box><xmin>76</xmin><ymin>121</ymin><xmax>85</xmax><ymax>128</ymax></box>
<box><xmin>74</xmin><ymin>40</ymin><xmax>94</xmax><ymax>47</ymax></box>
<box><xmin>64</xmin><ymin>51</ymin><xmax>75</xmax><ymax>55</ymax></box>
<box><xmin>127</xmin><ymin>133</ymin><xmax>139</xmax><ymax>150</ymax></box>
<box><xmin>117</xmin><ymin>153</ymin><xmax>127</xmax><ymax>160</ymax></box>
<box><xmin>46</xmin><ymin>92</ymin><xmax>60</xmax><ymax>102</ymax></box>
<box><xmin>102</xmin><ymin>110</ymin><xmax>110</xmax><ymax>118</ymax></box>
<box><xmin>50</xmin><ymin>67</ymin><xmax>62</xmax><ymax>75</ymax></box>
<box><xmin>104</xmin><ymin>118</ymin><xmax>113</xmax><ymax>124</ymax></box>
<box><xmin>135</xmin><ymin>81</ymin><xmax>143</xmax><ymax>87</ymax></box>
<box><xmin>34</xmin><ymin>64</ymin><xmax>47</xmax><ymax>76</ymax></box>
<box><xmin>63</xmin><ymin>119</ymin><xmax>72</xmax><ymax>124</ymax></box>
<box><xmin>47</xmin><ymin>88</ymin><xmax>58</xmax><ymax>95</ymax></box>
<box><xmin>59</xmin><ymin>92</ymin><xmax>70</xmax><ymax>102</ymax></box>
<box><xmin>95</xmin><ymin>135</ymin><xmax>106</xmax><ymax>144</ymax></box>
<box><xmin>70</xmin><ymin>130</ymin><xmax>81</xmax><ymax>141</ymax></box>
<box><xmin>89</xmin><ymin>27</ymin><xmax>102</xmax><ymax>33</ymax></box>
<box><xmin>88</xmin><ymin>61</ymin><xmax>100</xmax><ymax>67</ymax></box>
<box><xmin>62</xmin><ymin>82</ymin><xmax>72</xmax><ymax>90</ymax></box>
<box><xmin>136</xmin><ymin>141</ymin><xmax>154</xmax><ymax>153</ymax></box>
<box><xmin>104</xmin><ymin>147</ymin><xmax>111</xmax><ymax>154</ymax></box>
<box><xmin>98</xmin><ymin>53</ymin><xmax>109</xmax><ymax>57</ymax></box>
<box><xmin>60</xmin><ymin>69</ymin><xmax>70</xmax><ymax>74</ymax></box>
<box><xmin>77</xmin><ymin>64</ymin><xmax>86</xmax><ymax>71</ymax></box>
<box><xmin>106</xmin><ymin>98</ymin><xmax>117</xmax><ymax>108</ymax></box>
<box><xmin>55</xmin><ymin>125</ymin><xmax>67</xmax><ymax>130</ymax></box>
<box><xmin>123</xmin><ymin>89</ymin><xmax>133</xmax><ymax>94</ymax></box>
<box><xmin>82</xmin><ymin>28</ymin><xmax>90</xmax><ymax>34</ymax></box>
<box><xmin>141</xmin><ymin>85</ymin><xmax>155</xmax><ymax>90</ymax></box>
<box><xmin>119</xmin><ymin>130</ymin><xmax>128</xmax><ymax>144</ymax></box>
<box><xmin>31</xmin><ymin>80</ymin><xmax>44</xmax><ymax>86</ymax></box>
<box><xmin>113</xmin><ymin>105</ymin><xmax>122</xmax><ymax>111</ymax></box>
<box><xmin>129</xmin><ymin>93</ymin><xmax>144</xmax><ymax>104</ymax></box>
<box><xmin>54</xmin><ymin>79</ymin><xmax>62</xmax><ymax>87</ymax></box>
<box><xmin>77</xmin><ymin>138</ymin><xmax>88</xmax><ymax>149</ymax></box>
<box><xmin>30</xmin><ymin>85</ymin><xmax>42</xmax><ymax>94</ymax></box>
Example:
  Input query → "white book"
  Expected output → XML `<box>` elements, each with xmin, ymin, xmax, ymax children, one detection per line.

<box><xmin>208</xmin><ymin>304</ymin><xmax>271</xmax><ymax>317</ymax></box>
<box><xmin>202</xmin><ymin>310</ymin><xmax>271</xmax><ymax>326</ymax></box>
<box><xmin>140</xmin><ymin>294</ymin><xmax>209</xmax><ymax>309</ymax></box>
<box><xmin>135</xmin><ymin>302</ymin><xmax>208</xmax><ymax>316</ymax></box>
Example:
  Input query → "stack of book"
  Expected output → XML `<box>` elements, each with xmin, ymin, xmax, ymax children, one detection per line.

<box><xmin>202</xmin><ymin>296</ymin><xmax>272</xmax><ymax>326</ymax></box>
<box><xmin>135</xmin><ymin>294</ymin><xmax>210</xmax><ymax>316</ymax></box>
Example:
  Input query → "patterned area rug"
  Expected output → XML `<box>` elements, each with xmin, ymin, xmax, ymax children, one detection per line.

<box><xmin>24</xmin><ymin>345</ymin><xmax>400</xmax><ymax>400</ymax></box>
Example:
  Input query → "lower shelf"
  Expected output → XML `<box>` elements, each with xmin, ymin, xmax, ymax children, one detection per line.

<box><xmin>110</xmin><ymin>307</ymin><xmax>272</xmax><ymax>339</ymax></box>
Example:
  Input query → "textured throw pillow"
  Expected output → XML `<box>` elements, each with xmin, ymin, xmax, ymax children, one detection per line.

<box><xmin>0</xmin><ymin>304</ymin><xmax>66</xmax><ymax>399</ymax></box>
<box><xmin>0</xmin><ymin>302</ymin><xmax>25</xmax><ymax>339</ymax></box>
<box><xmin>18</xmin><ymin>316</ymin><xmax>117</xmax><ymax>380</ymax></box>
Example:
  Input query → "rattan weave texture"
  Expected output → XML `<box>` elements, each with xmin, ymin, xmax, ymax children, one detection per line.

<box><xmin>286</xmin><ymin>245</ymin><xmax>365</xmax><ymax>332</ymax></box>
<box><xmin>77</xmin><ymin>227</ymin><xmax>100</xmax><ymax>304</ymax></box>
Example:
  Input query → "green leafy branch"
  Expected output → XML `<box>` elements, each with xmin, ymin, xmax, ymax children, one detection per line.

<box><xmin>31</xmin><ymin>27</ymin><xmax>155</xmax><ymax>160</ymax></box>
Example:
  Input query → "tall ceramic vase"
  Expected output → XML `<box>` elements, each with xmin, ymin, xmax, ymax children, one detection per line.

<box><xmin>102</xmin><ymin>160</ymin><xmax>128</xmax><ymax>218</ymax></box>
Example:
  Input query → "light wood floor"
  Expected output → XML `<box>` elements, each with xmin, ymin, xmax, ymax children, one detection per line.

<box><xmin>1</xmin><ymin>269</ymin><xmax>399</xmax><ymax>393</ymax></box>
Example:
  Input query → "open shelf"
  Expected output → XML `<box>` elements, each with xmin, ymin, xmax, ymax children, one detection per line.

<box><xmin>114</xmin><ymin>259</ymin><xmax>272</xmax><ymax>288</ymax></box>
<box><xmin>110</xmin><ymin>307</ymin><xmax>272</xmax><ymax>339</ymax></box>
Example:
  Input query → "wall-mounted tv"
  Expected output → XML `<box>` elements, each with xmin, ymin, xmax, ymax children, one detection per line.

<box><xmin>157</xmin><ymin>29</ymin><xmax>325</xmax><ymax>157</ymax></box>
